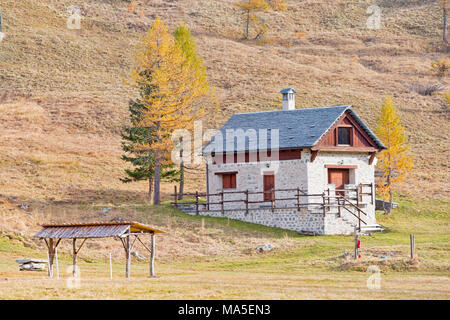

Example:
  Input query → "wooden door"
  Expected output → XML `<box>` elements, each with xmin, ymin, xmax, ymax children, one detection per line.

<box><xmin>263</xmin><ymin>174</ymin><xmax>275</xmax><ymax>201</ymax></box>
<box><xmin>328</xmin><ymin>169</ymin><xmax>349</xmax><ymax>194</ymax></box>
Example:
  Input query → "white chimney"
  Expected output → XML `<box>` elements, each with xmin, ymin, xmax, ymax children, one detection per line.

<box><xmin>280</xmin><ymin>88</ymin><xmax>296</xmax><ymax>111</ymax></box>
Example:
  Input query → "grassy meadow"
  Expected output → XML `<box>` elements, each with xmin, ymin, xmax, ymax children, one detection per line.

<box><xmin>0</xmin><ymin>196</ymin><xmax>448</xmax><ymax>299</ymax></box>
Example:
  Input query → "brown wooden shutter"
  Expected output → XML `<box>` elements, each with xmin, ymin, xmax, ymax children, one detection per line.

<box><xmin>222</xmin><ymin>174</ymin><xmax>236</xmax><ymax>189</ymax></box>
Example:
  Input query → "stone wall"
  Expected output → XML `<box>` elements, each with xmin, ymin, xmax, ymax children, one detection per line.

<box><xmin>206</xmin><ymin>157</ymin><xmax>308</xmax><ymax>211</ymax></box>
<box><xmin>185</xmin><ymin>207</ymin><xmax>325</xmax><ymax>234</ymax></box>
<box><xmin>202</xmin><ymin>149</ymin><xmax>378</xmax><ymax>233</ymax></box>
<box><xmin>304</xmin><ymin>150</ymin><xmax>376</xmax><ymax>223</ymax></box>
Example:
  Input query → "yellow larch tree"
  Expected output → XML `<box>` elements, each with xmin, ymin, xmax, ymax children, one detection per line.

<box><xmin>375</xmin><ymin>96</ymin><xmax>413</xmax><ymax>214</ymax></box>
<box><xmin>234</xmin><ymin>0</ymin><xmax>287</xmax><ymax>39</ymax></box>
<box><xmin>131</xmin><ymin>17</ymin><xmax>207</xmax><ymax>204</ymax></box>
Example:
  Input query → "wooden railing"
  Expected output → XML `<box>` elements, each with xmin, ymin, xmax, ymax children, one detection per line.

<box><xmin>171</xmin><ymin>183</ymin><xmax>374</xmax><ymax>229</ymax></box>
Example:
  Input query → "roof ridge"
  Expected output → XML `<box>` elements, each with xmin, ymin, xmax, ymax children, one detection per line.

<box><xmin>232</xmin><ymin>105</ymin><xmax>351</xmax><ymax>116</ymax></box>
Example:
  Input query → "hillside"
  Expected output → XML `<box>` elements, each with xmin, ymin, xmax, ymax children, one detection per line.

<box><xmin>0</xmin><ymin>0</ymin><xmax>449</xmax><ymax>204</ymax></box>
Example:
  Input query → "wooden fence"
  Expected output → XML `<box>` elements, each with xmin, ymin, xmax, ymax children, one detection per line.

<box><xmin>171</xmin><ymin>183</ymin><xmax>374</xmax><ymax>228</ymax></box>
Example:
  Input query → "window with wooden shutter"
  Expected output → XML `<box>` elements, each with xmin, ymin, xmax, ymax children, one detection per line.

<box><xmin>222</xmin><ymin>173</ymin><xmax>236</xmax><ymax>189</ymax></box>
<box><xmin>338</xmin><ymin>127</ymin><xmax>352</xmax><ymax>145</ymax></box>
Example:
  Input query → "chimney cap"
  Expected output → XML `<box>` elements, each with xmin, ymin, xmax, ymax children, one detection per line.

<box><xmin>280</xmin><ymin>88</ymin><xmax>296</xmax><ymax>94</ymax></box>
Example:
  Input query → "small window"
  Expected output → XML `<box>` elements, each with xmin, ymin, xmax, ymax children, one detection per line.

<box><xmin>222</xmin><ymin>173</ymin><xmax>236</xmax><ymax>189</ymax></box>
<box><xmin>338</xmin><ymin>127</ymin><xmax>352</xmax><ymax>145</ymax></box>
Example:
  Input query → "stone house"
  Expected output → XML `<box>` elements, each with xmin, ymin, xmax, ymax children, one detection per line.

<box><xmin>198</xmin><ymin>89</ymin><xmax>386</xmax><ymax>235</ymax></box>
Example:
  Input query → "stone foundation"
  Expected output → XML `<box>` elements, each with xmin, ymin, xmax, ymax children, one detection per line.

<box><xmin>182</xmin><ymin>207</ymin><xmax>361</xmax><ymax>235</ymax></box>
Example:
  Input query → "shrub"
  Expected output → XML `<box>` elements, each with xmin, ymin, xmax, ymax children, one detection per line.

<box><xmin>406</xmin><ymin>83</ymin><xmax>444</xmax><ymax>96</ymax></box>
<box><xmin>431</xmin><ymin>59</ymin><xmax>449</xmax><ymax>78</ymax></box>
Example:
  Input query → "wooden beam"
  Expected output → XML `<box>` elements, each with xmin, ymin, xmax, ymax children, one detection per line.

<box><xmin>310</xmin><ymin>150</ymin><xmax>318</xmax><ymax>162</ymax></box>
<box><xmin>130</xmin><ymin>235</ymin><xmax>138</xmax><ymax>252</ymax></box>
<box><xmin>125</xmin><ymin>232</ymin><xmax>131</xmax><ymax>278</ymax></box>
<box><xmin>214</xmin><ymin>171</ymin><xmax>238</xmax><ymax>175</ymax></box>
<box><xmin>341</xmin><ymin>112</ymin><xmax>378</xmax><ymax>149</ymax></box>
<box><xmin>369</xmin><ymin>152</ymin><xmax>376</xmax><ymax>165</ymax></box>
<box><xmin>325</xmin><ymin>164</ymin><xmax>358</xmax><ymax>169</ymax></box>
<box><xmin>312</xmin><ymin>146</ymin><xmax>378</xmax><ymax>152</ymax></box>
<box><xmin>48</xmin><ymin>238</ymin><xmax>54</xmax><ymax>278</ymax></box>
<box><xmin>46</xmin><ymin>238</ymin><xmax>61</xmax><ymax>278</ymax></box>
<box><xmin>136</xmin><ymin>235</ymin><xmax>152</xmax><ymax>254</ymax></box>
<box><xmin>72</xmin><ymin>239</ymin><xmax>77</xmax><ymax>277</ymax></box>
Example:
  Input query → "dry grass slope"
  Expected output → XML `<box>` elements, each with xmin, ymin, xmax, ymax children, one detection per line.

<box><xmin>0</xmin><ymin>0</ymin><xmax>448</xmax><ymax>204</ymax></box>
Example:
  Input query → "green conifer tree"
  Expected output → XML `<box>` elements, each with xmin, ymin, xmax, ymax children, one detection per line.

<box><xmin>121</xmin><ymin>72</ymin><xmax>180</xmax><ymax>202</ymax></box>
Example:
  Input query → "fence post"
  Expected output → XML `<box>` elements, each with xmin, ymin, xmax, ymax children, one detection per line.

<box><xmin>221</xmin><ymin>191</ymin><xmax>224</xmax><ymax>216</ymax></box>
<box><xmin>410</xmin><ymin>234</ymin><xmax>415</xmax><ymax>260</ymax></box>
<box><xmin>195</xmin><ymin>191</ymin><xmax>199</xmax><ymax>216</ymax></box>
<box><xmin>322</xmin><ymin>193</ymin><xmax>326</xmax><ymax>217</ymax></box>
<box><xmin>337</xmin><ymin>197</ymin><xmax>341</xmax><ymax>217</ymax></box>
<box><xmin>359</xmin><ymin>183</ymin><xmax>363</xmax><ymax>203</ymax></box>
<box><xmin>356</xmin><ymin>186</ymin><xmax>360</xmax><ymax>208</ymax></box>
<box><xmin>297</xmin><ymin>188</ymin><xmax>300</xmax><ymax>212</ymax></box>
<box><xmin>245</xmin><ymin>190</ymin><xmax>249</xmax><ymax>215</ymax></box>
<box><xmin>174</xmin><ymin>185</ymin><xmax>178</xmax><ymax>208</ymax></box>
<box><xmin>327</xmin><ymin>188</ymin><xmax>330</xmax><ymax>208</ymax></box>
<box><xmin>371</xmin><ymin>182</ymin><xmax>375</xmax><ymax>205</ymax></box>
<box><xmin>271</xmin><ymin>188</ymin><xmax>274</xmax><ymax>213</ymax></box>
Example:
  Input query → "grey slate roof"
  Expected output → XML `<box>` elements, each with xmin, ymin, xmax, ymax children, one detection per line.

<box><xmin>202</xmin><ymin>105</ymin><xmax>385</xmax><ymax>154</ymax></box>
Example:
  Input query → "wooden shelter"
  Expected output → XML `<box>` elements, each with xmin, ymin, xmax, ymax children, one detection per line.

<box><xmin>34</xmin><ymin>221</ymin><xmax>165</xmax><ymax>279</ymax></box>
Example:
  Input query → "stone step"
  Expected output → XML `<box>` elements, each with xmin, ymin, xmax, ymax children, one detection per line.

<box><xmin>360</xmin><ymin>224</ymin><xmax>385</xmax><ymax>232</ymax></box>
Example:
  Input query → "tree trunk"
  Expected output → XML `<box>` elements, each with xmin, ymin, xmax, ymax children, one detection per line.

<box><xmin>444</xmin><ymin>8</ymin><xmax>448</xmax><ymax>44</ymax></box>
<box><xmin>386</xmin><ymin>172</ymin><xmax>391</xmax><ymax>215</ymax></box>
<box><xmin>147</xmin><ymin>177</ymin><xmax>153</xmax><ymax>202</ymax></box>
<box><xmin>178</xmin><ymin>162</ymin><xmax>184</xmax><ymax>201</ymax></box>
<box><xmin>153</xmin><ymin>121</ymin><xmax>161</xmax><ymax>205</ymax></box>
<box><xmin>153</xmin><ymin>161</ymin><xmax>160</xmax><ymax>205</ymax></box>
<box><xmin>178</xmin><ymin>136</ymin><xmax>184</xmax><ymax>200</ymax></box>
<box><xmin>388</xmin><ymin>187</ymin><xmax>393</xmax><ymax>215</ymax></box>
<box><xmin>246</xmin><ymin>9</ymin><xmax>250</xmax><ymax>39</ymax></box>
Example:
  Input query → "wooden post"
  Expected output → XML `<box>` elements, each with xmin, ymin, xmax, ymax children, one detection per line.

<box><xmin>271</xmin><ymin>188</ymin><xmax>274</xmax><ymax>213</ymax></box>
<box><xmin>410</xmin><ymin>234</ymin><xmax>415</xmax><ymax>260</ymax></box>
<box><xmin>358</xmin><ymin>208</ymin><xmax>361</xmax><ymax>231</ymax></box>
<box><xmin>245</xmin><ymin>190</ymin><xmax>249</xmax><ymax>215</ymax></box>
<box><xmin>72</xmin><ymin>239</ymin><xmax>77</xmax><ymax>277</ymax></box>
<box><xmin>150</xmin><ymin>233</ymin><xmax>155</xmax><ymax>277</ymax></box>
<box><xmin>297</xmin><ymin>188</ymin><xmax>300</xmax><ymax>212</ymax></box>
<box><xmin>55</xmin><ymin>247</ymin><xmax>59</xmax><ymax>280</ymax></box>
<box><xmin>220</xmin><ymin>191</ymin><xmax>224</xmax><ymax>215</ymax></box>
<box><xmin>125</xmin><ymin>233</ymin><xmax>131</xmax><ymax>278</ymax></box>
<box><xmin>327</xmin><ymin>188</ymin><xmax>330</xmax><ymax>207</ymax></box>
<box><xmin>356</xmin><ymin>186</ymin><xmax>360</xmax><ymax>208</ymax></box>
<box><xmin>322</xmin><ymin>193</ymin><xmax>326</xmax><ymax>217</ymax></box>
<box><xmin>195</xmin><ymin>191</ymin><xmax>199</xmax><ymax>215</ymax></box>
<box><xmin>337</xmin><ymin>197</ymin><xmax>341</xmax><ymax>217</ymax></box>
<box><xmin>174</xmin><ymin>185</ymin><xmax>178</xmax><ymax>208</ymax></box>
<box><xmin>371</xmin><ymin>182</ymin><xmax>375</xmax><ymax>205</ymax></box>
<box><xmin>359</xmin><ymin>184</ymin><xmax>363</xmax><ymax>203</ymax></box>
<box><xmin>354</xmin><ymin>227</ymin><xmax>359</xmax><ymax>259</ymax></box>
<box><xmin>48</xmin><ymin>238</ymin><xmax>54</xmax><ymax>278</ymax></box>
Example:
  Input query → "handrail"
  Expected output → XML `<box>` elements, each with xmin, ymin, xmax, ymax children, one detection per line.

<box><xmin>171</xmin><ymin>183</ymin><xmax>373</xmax><ymax>225</ymax></box>
<box><xmin>340</xmin><ymin>202</ymin><xmax>367</xmax><ymax>226</ymax></box>
<box><xmin>335</xmin><ymin>195</ymin><xmax>368</xmax><ymax>216</ymax></box>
